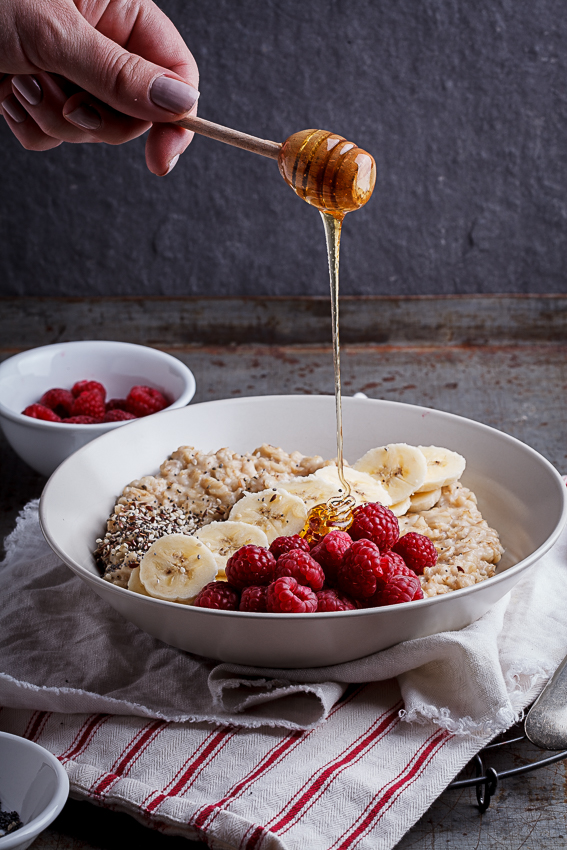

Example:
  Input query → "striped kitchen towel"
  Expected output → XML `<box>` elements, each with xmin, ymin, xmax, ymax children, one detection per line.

<box><xmin>1</xmin><ymin>683</ymin><xmax>489</xmax><ymax>850</ymax></box>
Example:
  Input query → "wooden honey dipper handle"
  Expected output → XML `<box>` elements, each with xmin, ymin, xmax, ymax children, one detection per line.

<box><xmin>175</xmin><ymin>115</ymin><xmax>282</xmax><ymax>160</ymax></box>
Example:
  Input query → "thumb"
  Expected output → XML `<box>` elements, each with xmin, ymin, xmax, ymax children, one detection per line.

<box><xmin>43</xmin><ymin>6</ymin><xmax>199</xmax><ymax>122</ymax></box>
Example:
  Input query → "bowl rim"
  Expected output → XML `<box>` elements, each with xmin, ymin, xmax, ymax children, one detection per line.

<box><xmin>0</xmin><ymin>731</ymin><xmax>69</xmax><ymax>849</ymax></box>
<box><xmin>39</xmin><ymin>394</ymin><xmax>567</xmax><ymax>620</ymax></box>
<box><xmin>0</xmin><ymin>340</ymin><xmax>196</xmax><ymax>429</ymax></box>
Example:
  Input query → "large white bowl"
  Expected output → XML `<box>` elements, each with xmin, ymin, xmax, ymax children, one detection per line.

<box><xmin>40</xmin><ymin>396</ymin><xmax>567</xmax><ymax>668</ymax></box>
<box><xmin>0</xmin><ymin>731</ymin><xmax>69</xmax><ymax>850</ymax></box>
<box><xmin>0</xmin><ymin>340</ymin><xmax>196</xmax><ymax>476</ymax></box>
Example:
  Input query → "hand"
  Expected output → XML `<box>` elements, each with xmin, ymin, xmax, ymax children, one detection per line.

<box><xmin>0</xmin><ymin>0</ymin><xmax>199</xmax><ymax>175</ymax></box>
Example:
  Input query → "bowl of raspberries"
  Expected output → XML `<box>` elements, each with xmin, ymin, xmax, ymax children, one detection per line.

<box><xmin>0</xmin><ymin>340</ymin><xmax>196</xmax><ymax>476</ymax></box>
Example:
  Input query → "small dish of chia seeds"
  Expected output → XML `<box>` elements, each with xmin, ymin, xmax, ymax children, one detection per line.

<box><xmin>0</xmin><ymin>731</ymin><xmax>68</xmax><ymax>850</ymax></box>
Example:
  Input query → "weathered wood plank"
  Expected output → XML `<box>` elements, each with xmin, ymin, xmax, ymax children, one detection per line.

<box><xmin>1</xmin><ymin>295</ymin><xmax>567</xmax><ymax>349</ymax></box>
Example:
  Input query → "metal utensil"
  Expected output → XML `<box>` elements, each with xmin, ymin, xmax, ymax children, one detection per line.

<box><xmin>525</xmin><ymin>654</ymin><xmax>567</xmax><ymax>749</ymax></box>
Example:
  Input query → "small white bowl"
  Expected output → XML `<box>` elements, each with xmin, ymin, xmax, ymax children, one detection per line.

<box><xmin>40</xmin><ymin>395</ymin><xmax>567</xmax><ymax>668</ymax></box>
<box><xmin>0</xmin><ymin>341</ymin><xmax>196</xmax><ymax>476</ymax></box>
<box><xmin>0</xmin><ymin>731</ymin><xmax>69</xmax><ymax>850</ymax></box>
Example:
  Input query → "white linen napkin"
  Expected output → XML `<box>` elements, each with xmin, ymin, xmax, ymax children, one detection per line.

<box><xmin>1</xmin><ymin>499</ymin><xmax>566</xmax><ymax>736</ymax></box>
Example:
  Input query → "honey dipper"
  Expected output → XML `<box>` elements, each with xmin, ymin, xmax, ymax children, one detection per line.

<box><xmin>175</xmin><ymin>115</ymin><xmax>376</xmax><ymax>214</ymax></box>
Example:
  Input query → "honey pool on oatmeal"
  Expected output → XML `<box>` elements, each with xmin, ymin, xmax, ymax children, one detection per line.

<box><xmin>95</xmin><ymin>441</ymin><xmax>503</xmax><ymax>606</ymax></box>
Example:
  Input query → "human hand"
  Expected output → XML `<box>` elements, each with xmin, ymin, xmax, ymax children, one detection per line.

<box><xmin>0</xmin><ymin>0</ymin><xmax>199</xmax><ymax>175</ymax></box>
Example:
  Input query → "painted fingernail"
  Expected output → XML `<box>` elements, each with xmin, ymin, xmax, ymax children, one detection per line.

<box><xmin>150</xmin><ymin>76</ymin><xmax>199</xmax><ymax>114</ymax></box>
<box><xmin>12</xmin><ymin>75</ymin><xmax>42</xmax><ymax>106</ymax></box>
<box><xmin>165</xmin><ymin>154</ymin><xmax>180</xmax><ymax>175</ymax></box>
<box><xmin>65</xmin><ymin>105</ymin><xmax>101</xmax><ymax>131</ymax></box>
<box><xmin>2</xmin><ymin>95</ymin><xmax>27</xmax><ymax>123</ymax></box>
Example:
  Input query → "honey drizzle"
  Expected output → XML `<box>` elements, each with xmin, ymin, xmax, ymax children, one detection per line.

<box><xmin>321</xmin><ymin>210</ymin><xmax>350</xmax><ymax>497</ymax></box>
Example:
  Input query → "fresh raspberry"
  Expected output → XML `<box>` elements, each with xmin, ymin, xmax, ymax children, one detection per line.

<box><xmin>310</xmin><ymin>530</ymin><xmax>353</xmax><ymax>585</ymax></box>
<box><xmin>275</xmin><ymin>550</ymin><xmax>325</xmax><ymax>592</ymax></box>
<box><xmin>269</xmin><ymin>534</ymin><xmax>310</xmax><ymax>560</ymax></box>
<box><xmin>380</xmin><ymin>574</ymin><xmax>424</xmax><ymax>606</ymax></box>
<box><xmin>240</xmin><ymin>585</ymin><xmax>268</xmax><ymax>612</ymax></box>
<box><xmin>193</xmin><ymin>581</ymin><xmax>240</xmax><ymax>610</ymax></box>
<box><xmin>126</xmin><ymin>385</ymin><xmax>169</xmax><ymax>417</ymax></box>
<box><xmin>393</xmin><ymin>532</ymin><xmax>438</xmax><ymax>575</ymax></box>
<box><xmin>22</xmin><ymin>403</ymin><xmax>61</xmax><ymax>422</ymax></box>
<box><xmin>106</xmin><ymin>398</ymin><xmax>129</xmax><ymax>412</ymax></box>
<box><xmin>39</xmin><ymin>388</ymin><xmax>74</xmax><ymax>418</ymax></box>
<box><xmin>337</xmin><ymin>539</ymin><xmax>382</xmax><ymax>599</ymax></box>
<box><xmin>380</xmin><ymin>551</ymin><xmax>416</xmax><ymax>581</ymax></box>
<box><xmin>103</xmin><ymin>410</ymin><xmax>137</xmax><ymax>422</ymax></box>
<box><xmin>71</xmin><ymin>380</ymin><xmax>106</xmax><ymax>400</ymax></box>
<box><xmin>316</xmin><ymin>588</ymin><xmax>356</xmax><ymax>612</ymax></box>
<box><xmin>225</xmin><ymin>545</ymin><xmax>276</xmax><ymax>589</ymax></box>
<box><xmin>349</xmin><ymin>503</ymin><xmax>399</xmax><ymax>550</ymax></box>
<box><xmin>65</xmin><ymin>415</ymin><xmax>100</xmax><ymax>424</ymax></box>
<box><xmin>266</xmin><ymin>576</ymin><xmax>318</xmax><ymax>613</ymax></box>
<box><xmin>71</xmin><ymin>390</ymin><xmax>105</xmax><ymax>421</ymax></box>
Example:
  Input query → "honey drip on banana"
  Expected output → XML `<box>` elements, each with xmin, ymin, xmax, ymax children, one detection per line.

<box><xmin>277</xmin><ymin>130</ymin><xmax>376</xmax><ymax>544</ymax></box>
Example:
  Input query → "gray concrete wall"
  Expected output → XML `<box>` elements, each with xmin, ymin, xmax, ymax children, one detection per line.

<box><xmin>2</xmin><ymin>0</ymin><xmax>567</xmax><ymax>297</ymax></box>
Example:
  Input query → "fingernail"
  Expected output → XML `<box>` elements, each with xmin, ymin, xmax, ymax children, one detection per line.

<box><xmin>2</xmin><ymin>95</ymin><xmax>27</xmax><ymax>123</ymax></box>
<box><xmin>150</xmin><ymin>76</ymin><xmax>199</xmax><ymax>114</ymax></box>
<box><xmin>65</xmin><ymin>105</ymin><xmax>101</xmax><ymax>131</ymax></box>
<box><xmin>165</xmin><ymin>154</ymin><xmax>180</xmax><ymax>175</ymax></box>
<box><xmin>12</xmin><ymin>75</ymin><xmax>42</xmax><ymax>106</ymax></box>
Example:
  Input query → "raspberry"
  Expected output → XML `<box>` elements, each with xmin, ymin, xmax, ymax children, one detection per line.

<box><xmin>266</xmin><ymin>576</ymin><xmax>318</xmax><ymax>613</ymax></box>
<box><xmin>380</xmin><ymin>551</ymin><xmax>416</xmax><ymax>581</ymax></box>
<box><xmin>310</xmin><ymin>530</ymin><xmax>353</xmax><ymax>584</ymax></box>
<box><xmin>39</xmin><ymin>388</ymin><xmax>74</xmax><ymax>418</ymax></box>
<box><xmin>22</xmin><ymin>404</ymin><xmax>61</xmax><ymax>422</ymax></box>
<box><xmin>240</xmin><ymin>585</ymin><xmax>268</xmax><ymax>612</ymax></box>
<box><xmin>275</xmin><ymin>550</ymin><xmax>325</xmax><ymax>592</ymax></box>
<box><xmin>106</xmin><ymin>398</ymin><xmax>129</xmax><ymax>411</ymax></box>
<box><xmin>126</xmin><ymin>385</ymin><xmax>169</xmax><ymax>417</ymax></box>
<box><xmin>225</xmin><ymin>545</ymin><xmax>276</xmax><ymax>589</ymax></box>
<box><xmin>65</xmin><ymin>415</ymin><xmax>100</xmax><ymax>424</ymax></box>
<box><xmin>193</xmin><ymin>581</ymin><xmax>240</xmax><ymax>610</ymax></box>
<box><xmin>393</xmin><ymin>532</ymin><xmax>438</xmax><ymax>575</ymax></box>
<box><xmin>350</xmin><ymin>502</ymin><xmax>399</xmax><ymax>550</ymax></box>
<box><xmin>103</xmin><ymin>410</ymin><xmax>137</xmax><ymax>422</ymax></box>
<box><xmin>316</xmin><ymin>588</ymin><xmax>356</xmax><ymax>612</ymax></box>
<box><xmin>269</xmin><ymin>534</ymin><xmax>310</xmax><ymax>560</ymax></box>
<box><xmin>337</xmin><ymin>539</ymin><xmax>382</xmax><ymax>599</ymax></box>
<box><xmin>71</xmin><ymin>380</ymin><xmax>106</xmax><ymax>400</ymax></box>
<box><xmin>71</xmin><ymin>390</ymin><xmax>105</xmax><ymax>421</ymax></box>
<box><xmin>380</xmin><ymin>574</ymin><xmax>424</xmax><ymax>606</ymax></box>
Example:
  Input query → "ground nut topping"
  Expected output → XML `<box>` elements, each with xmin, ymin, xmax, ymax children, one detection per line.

<box><xmin>398</xmin><ymin>482</ymin><xmax>503</xmax><ymax>597</ymax></box>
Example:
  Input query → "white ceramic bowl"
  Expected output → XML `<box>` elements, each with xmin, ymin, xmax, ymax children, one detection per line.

<box><xmin>0</xmin><ymin>341</ymin><xmax>196</xmax><ymax>476</ymax></box>
<box><xmin>0</xmin><ymin>731</ymin><xmax>69</xmax><ymax>850</ymax></box>
<box><xmin>40</xmin><ymin>395</ymin><xmax>567</xmax><ymax>668</ymax></box>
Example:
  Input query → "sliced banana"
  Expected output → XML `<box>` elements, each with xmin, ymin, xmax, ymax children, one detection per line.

<box><xmin>228</xmin><ymin>488</ymin><xmax>308</xmax><ymax>543</ymax></box>
<box><xmin>139</xmin><ymin>533</ymin><xmax>217</xmax><ymax>602</ymax></box>
<box><xmin>390</xmin><ymin>496</ymin><xmax>411</xmax><ymax>517</ymax></box>
<box><xmin>128</xmin><ymin>566</ymin><xmax>151</xmax><ymax>597</ymax></box>
<box><xmin>415</xmin><ymin>446</ymin><xmax>466</xmax><ymax>492</ymax></box>
<box><xmin>408</xmin><ymin>487</ymin><xmax>442</xmax><ymax>513</ymax></box>
<box><xmin>314</xmin><ymin>464</ymin><xmax>393</xmax><ymax>507</ymax></box>
<box><xmin>279</xmin><ymin>474</ymin><xmax>340</xmax><ymax>510</ymax></box>
<box><xmin>353</xmin><ymin>443</ymin><xmax>427</xmax><ymax>503</ymax></box>
<box><xmin>195</xmin><ymin>520</ymin><xmax>269</xmax><ymax>573</ymax></box>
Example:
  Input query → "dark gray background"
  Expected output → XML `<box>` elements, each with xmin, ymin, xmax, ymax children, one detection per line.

<box><xmin>2</xmin><ymin>0</ymin><xmax>567</xmax><ymax>297</ymax></box>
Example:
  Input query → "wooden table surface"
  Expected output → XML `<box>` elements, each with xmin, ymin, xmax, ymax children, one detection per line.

<box><xmin>1</xmin><ymin>296</ymin><xmax>567</xmax><ymax>848</ymax></box>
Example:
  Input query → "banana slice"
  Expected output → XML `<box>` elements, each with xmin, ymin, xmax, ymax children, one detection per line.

<box><xmin>390</xmin><ymin>497</ymin><xmax>411</xmax><ymax>517</ymax></box>
<box><xmin>279</xmin><ymin>474</ymin><xmax>340</xmax><ymax>510</ymax></box>
<box><xmin>128</xmin><ymin>566</ymin><xmax>151</xmax><ymax>596</ymax></box>
<box><xmin>415</xmin><ymin>446</ymin><xmax>466</xmax><ymax>492</ymax></box>
<box><xmin>408</xmin><ymin>487</ymin><xmax>442</xmax><ymax>513</ymax></box>
<box><xmin>353</xmin><ymin>443</ymin><xmax>427</xmax><ymax>503</ymax></box>
<box><xmin>228</xmin><ymin>488</ymin><xmax>307</xmax><ymax>543</ymax></box>
<box><xmin>139</xmin><ymin>533</ymin><xmax>217</xmax><ymax>602</ymax></box>
<box><xmin>314</xmin><ymin>464</ymin><xmax>393</xmax><ymax>506</ymax></box>
<box><xmin>195</xmin><ymin>520</ymin><xmax>269</xmax><ymax>573</ymax></box>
